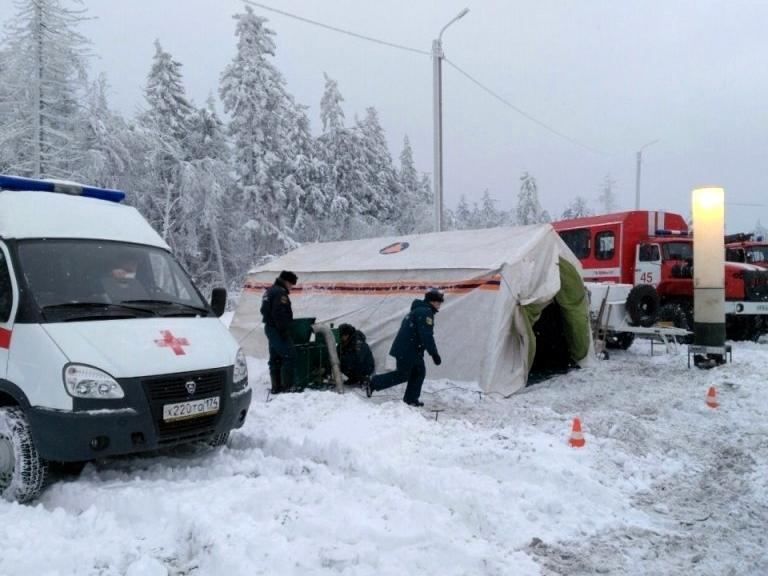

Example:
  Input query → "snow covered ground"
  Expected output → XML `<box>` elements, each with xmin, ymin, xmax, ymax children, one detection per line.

<box><xmin>2</xmin><ymin>336</ymin><xmax>767</xmax><ymax>575</ymax></box>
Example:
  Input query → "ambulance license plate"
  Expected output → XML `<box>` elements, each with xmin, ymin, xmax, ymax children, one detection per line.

<box><xmin>162</xmin><ymin>396</ymin><xmax>220</xmax><ymax>422</ymax></box>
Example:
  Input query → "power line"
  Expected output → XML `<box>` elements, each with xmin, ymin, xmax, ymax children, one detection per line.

<box><xmin>444</xmin><ymin>57</ymin><xmax>606</xmax><ymax>156</ymax></box>
<box><xmin>242</xmin><ymin>0</ymin><xmax>602</xmax><ymax>156</ymax></box>
<box><xmin>242</xmin><ymin>0</ymin><xmax>431</xmax><ymax>56</ymax></box>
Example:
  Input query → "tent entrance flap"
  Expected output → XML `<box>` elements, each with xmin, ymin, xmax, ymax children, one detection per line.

<box><xmin>529</xmin><ymin>302</ymin><xmax>572</xmax><ymax>381</ymax></box>
<box><xmin>523</xmin><ymin>258</ymin><xmax>591</xmax><ymax>383</ymax></box>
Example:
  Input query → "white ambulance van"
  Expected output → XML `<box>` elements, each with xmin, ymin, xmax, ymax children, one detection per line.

<box><xmin>0</xmin><ymin>175</ymin><xmax>251</xmax><ymax>502</ymax></box>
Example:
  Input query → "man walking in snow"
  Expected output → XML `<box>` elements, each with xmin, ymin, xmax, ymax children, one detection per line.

<box><xmin>261</xmin><ymin>270</ymin><xmax>298</xmax><ymax>394</ymax></box>
<box><xmin>365</xmin><ymin>289</ymin><xmax>443</xmax><ymax>406</ymax></box>
<box><xmin>337</xmin><ymin>323</ymin><xmax>375</xmax><ymax>386</ymax></box>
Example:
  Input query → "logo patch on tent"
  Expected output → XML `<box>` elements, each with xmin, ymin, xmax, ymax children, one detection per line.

<box><xmin>380</xmin><ymin>241</ymin><xmax>409</xmax><ymax>255</ymax></box>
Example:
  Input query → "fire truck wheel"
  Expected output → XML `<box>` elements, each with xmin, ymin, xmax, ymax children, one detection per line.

<box><xmin>726</xmin><ymin>316</ymin><xmax>762</xmax><ymax>342</ymax></box>
<box><xmin>626</xmin><ymin>285</ymin><xmax>660</xmax><ymax>327</ymax></box>
<box><xmin>606</xmin><ymin>332</ymin><xmax>635</xmax><ymax>350</ymax></box>
<box><xmin>0</xmin><ymin>407</ymin><xmax>48</xmax><ymax>503</ymax></box>
<box><xmin>615</xmin><ymin>332</ymin><xmax>635</xmax><ymax>349</ymax></box>
<box><xmin>659</xmin><ymin>303</ymin><xmax>693</xmax><ymax>344</ymax></box>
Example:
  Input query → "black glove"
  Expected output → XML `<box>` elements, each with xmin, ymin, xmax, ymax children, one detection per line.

<box><xmin>432</xmin><ymin>353</ymin><xmax>442</xmax><ymax>366</ymax></box>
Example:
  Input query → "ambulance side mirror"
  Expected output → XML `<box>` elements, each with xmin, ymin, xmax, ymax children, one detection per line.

<box><xmin>210</xmin><ymin>287</ymin><xmax>227</xmax><ymax>317</ymax></box>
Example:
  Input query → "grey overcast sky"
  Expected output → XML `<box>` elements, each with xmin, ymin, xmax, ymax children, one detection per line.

<box><xmin>2</xmin><ymin>0</ymin><xmax>766</xmax><ymax>232</ymax></box>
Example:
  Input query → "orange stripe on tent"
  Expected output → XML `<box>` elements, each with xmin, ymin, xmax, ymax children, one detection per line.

<box><xmin>243</xmin><ymin>274</ymin><xmax>502</xmax><ymax>295</ymax></box>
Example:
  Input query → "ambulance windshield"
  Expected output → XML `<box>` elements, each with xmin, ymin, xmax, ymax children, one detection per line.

<box><xmin>17</xmin><ymin>240</ymin><xmax>210</xmax><ymax>321</ymax></box>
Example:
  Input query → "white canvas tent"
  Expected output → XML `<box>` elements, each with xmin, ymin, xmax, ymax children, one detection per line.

<box><xmin>231</xmin><ymin>224</ymin><xmax>593</xmax><ymax>396</ymax></box>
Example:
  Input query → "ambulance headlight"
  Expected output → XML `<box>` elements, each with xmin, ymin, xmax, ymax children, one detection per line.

<box><xmin>63</xmin><ymin>364</ymin><xmax>124</xmax><ymax>399</ymax></box>
<box><xmin>233</xmin><ymin>348</ymin><xmax>249</xmax><ymax>390</ymax></box>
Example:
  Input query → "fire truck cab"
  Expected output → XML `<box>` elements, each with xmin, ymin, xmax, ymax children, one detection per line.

<box><xmin>725</xmin><ymin>233</ymin><xmax>768</xmax><ymax>268</ymax></box>
<box><xmin>553</xmin><ymin>210</ymin><xmax>689</xmax><ymax>285</ymax></box>
<box><xmin>552</xmin><ymin>210</ymin><xmax>768</xmax><ymax>341</ymax></box>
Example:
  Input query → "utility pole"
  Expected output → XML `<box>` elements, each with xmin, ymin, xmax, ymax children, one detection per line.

<box><xmin>634</xmin><ymin>139</ymin><xmax>659</xmax><ymax>210</ymax></box>
<box><xmin>432</xmin><ymin>38</ymin><xmax>443</xmax><ymax>233</ymax></box>
<box><xmin>433</xmin><ymin>8</ymin><xmax>469</xmax><ymax>232</ymax></box>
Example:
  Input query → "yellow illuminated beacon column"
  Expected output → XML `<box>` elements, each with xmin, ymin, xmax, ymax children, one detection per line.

<box><xmin>691</xmin><ymin>187</ymin><xmax>725</xmax><ymax>362</ymax></box>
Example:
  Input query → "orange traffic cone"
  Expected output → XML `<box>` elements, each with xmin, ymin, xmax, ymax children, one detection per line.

<box><xmin>568</xmin><ymin>417</ymin><xmax>586</xmax><ymax>448</ymax></box>
<box><xmin>706</xmin><ymin>386</ymin><xmax>719</xmax><ymax>409</ymax></box>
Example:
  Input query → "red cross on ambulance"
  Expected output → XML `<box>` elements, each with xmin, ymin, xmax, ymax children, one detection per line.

<box><xmin>154</xmin><ymin>330</ymin><xmax>190</xmax><ymax>355</ymax></box>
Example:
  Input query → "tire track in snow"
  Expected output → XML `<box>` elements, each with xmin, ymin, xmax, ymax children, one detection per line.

<box><xmin>518</xmin><ymin>341</ymin><xmax>768</xmax><ymax>575</ymax></box>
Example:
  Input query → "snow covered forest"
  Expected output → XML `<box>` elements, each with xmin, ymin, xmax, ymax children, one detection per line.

<box><xmin>3</xmin><ymin>0</ymin><xmax>767</xmax><ymax>294</ymax></box>
<box><xmin>0</xmin><ymin>0</ymin><xmax>611</xmax><ymax>291</ymax></box>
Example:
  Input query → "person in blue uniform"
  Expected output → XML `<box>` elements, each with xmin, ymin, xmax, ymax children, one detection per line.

<box><xmin>366</xmin><ymin>289</ymin><xmax>443</xmax><ymax>406</ymax></box>
<box><xmin>261</xmin><ymin>270</ymin><xmax>297</xmax><ymax>394</ymax></box>
<box><xmin>337</xmin><ymin>323</ymin><xmax>375</xmax><ymax>386</ymax></box>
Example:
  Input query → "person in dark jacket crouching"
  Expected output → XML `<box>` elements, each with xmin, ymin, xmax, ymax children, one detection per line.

<box><xmin>366</xmin><ymin>289</ymin><xmax>443</xmax><ymax>406</ymax></box>
<box><xmin>261</xmin><ymin>270</ymin><xmax>297</xmax><ymax>394</ymax></box>
<box><xmin>337</xmin><ymin>323</ymin><xmax>375</xmax><ymax>386</ymax></box>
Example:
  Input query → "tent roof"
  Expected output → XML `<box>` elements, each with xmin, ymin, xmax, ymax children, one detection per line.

<box><xmin>255</xmin><ymin>224</ymin><xmax>557</xmax><ymax>273</ymax></box>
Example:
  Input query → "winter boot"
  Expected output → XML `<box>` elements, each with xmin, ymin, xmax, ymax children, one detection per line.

<box><xmin>269</xmin><ymin>371</ymin><xmax>282</xmax><ymax>395</ymax></box>
<box><xmin>281</xmin><ymin>368</ymin><xmax>295</xmax><ymax>393</ymax></box>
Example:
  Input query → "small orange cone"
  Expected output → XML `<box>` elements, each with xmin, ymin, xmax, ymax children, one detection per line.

<box><xmin>706</xmin><ymin>386</ymin><xmax>719</xmax><ymax>408</ymax></box>
<box><xmin>568</xmin><ymin>417</ymin><xmax>586</xmax><ymax>448</ymax></box>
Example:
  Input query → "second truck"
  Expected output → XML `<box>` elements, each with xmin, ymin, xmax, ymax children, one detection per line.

<box><xmin>552</xmin><ymin>210</ymin><xmax>768</xmax><ymax>342</ymax></box>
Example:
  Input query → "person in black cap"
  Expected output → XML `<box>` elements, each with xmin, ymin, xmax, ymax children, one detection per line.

<box><xmin>337</xmin><ymin>323</ymin><xmax>375</xmax><ymax>387</ymax></box>
<box><xmin>366</xmin><ymin>288</ymin><xmax>444</xmax><ymax>406</ymax></box>
<box><xmin>261</xmin><ymin>270</ymin><xmax>298</xmax><ymax>394</ymax></box>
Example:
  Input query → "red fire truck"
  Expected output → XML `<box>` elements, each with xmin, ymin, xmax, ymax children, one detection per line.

<box><xmin>552</xmin><ymin>210</ymin><xmax>768</xmax><ymax>341</ymax></box>
<box><xmin>725</xmin><ymin>233</ymin><xmax>768</xmax><ymax>269</ymax></box>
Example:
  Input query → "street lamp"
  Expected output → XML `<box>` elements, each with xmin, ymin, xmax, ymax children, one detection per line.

<box><xmin>634</xmin><ymin>139</ymin><xmax>659</xmax><ymax>210</ymax></box>
<box><xmin>433</xmin><ymin>7</ymin><xmax>469</xmax><ymax>232</ymax></box>
<box><xmin>691</xmin><ymin>186</ymin><xmax>726</xmax><ymax>367</ymax></box>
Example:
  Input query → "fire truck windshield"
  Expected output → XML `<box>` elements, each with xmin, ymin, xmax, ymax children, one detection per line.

<box><xmin>745</xmin><ymin>246</ymin><xmax>768</xmax><ymax>264</ymax></box>
<box><xmin>662</xmin><ymin>241</ymin><xmax>693</xmax><ymax>261</ymax></box>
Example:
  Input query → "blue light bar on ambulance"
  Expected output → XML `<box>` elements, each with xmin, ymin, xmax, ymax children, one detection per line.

<box><xmin>654</xmin><ymin>229</ymin><xmax>690</xmax><ymax>237</ymax></box>
<box><xmin>0</xmin><ymin>174</ymin><xmax>125</xmax><ymax>203</ymax></box>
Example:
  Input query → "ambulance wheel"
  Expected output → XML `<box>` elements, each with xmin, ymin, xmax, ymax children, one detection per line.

<box><xmin>208</xmin><ymin>431</ymin><xmax>230</xmax><ymax>448</ymax></box>
<box><xmin>0</xmin><ymin>407</ymin><xmax>48</xmax><ymax>503</ymax></box>
<box><xmin>626</xmin><ymin>285</ymin><xmax>660</xmax><ymax>327</ymax></box>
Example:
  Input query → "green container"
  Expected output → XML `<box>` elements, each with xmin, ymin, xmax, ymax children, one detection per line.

<box><xmin>288</xmin><ymin>317</ymin><xmax>316</xmax><ymax>344</ymax></box>
<box><xmin>293</xmin><ymin>341</ymin><xmax>330</xmax><ymax>390</ymax></box>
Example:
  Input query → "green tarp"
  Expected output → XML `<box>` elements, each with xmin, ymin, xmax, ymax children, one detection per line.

<box><xmin>521</xmin><ymin>258</ymin><xmax>591</xmax><ymax>369</ymax></box>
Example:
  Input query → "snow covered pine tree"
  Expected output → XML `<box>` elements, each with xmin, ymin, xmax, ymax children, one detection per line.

<box><xmin>0</xmin><ymin>0</ymin><xmax>91</xmax><ymax>179</ymax></box>
<box><xmin>517</xmin><ymin>172</ymin><xmax>550</xmax><ymax>225</ymax></box>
